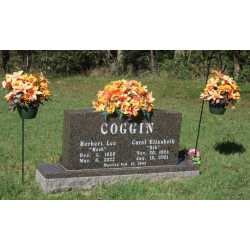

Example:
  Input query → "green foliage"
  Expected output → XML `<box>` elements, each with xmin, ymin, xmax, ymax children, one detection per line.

<box><xmin>103</xmin><ymin>108</ymin><xmax>109</xmax><ymax>119</ymax></box>
<box><xmin>192</xmin><ymin>157</ymin><xmax>201</xmax><ymax>166</ymax></box>
<box><xmin>1</xmin><ymin>50</ymin><xmax>250</xmax><ymax>82</ymax></box>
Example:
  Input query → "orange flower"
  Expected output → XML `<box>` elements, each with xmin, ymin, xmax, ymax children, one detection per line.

<box><xmin>23</xmin><ymin>92</ymin><xmax>31</xmax><ymax>101</ymax></box>
<box><xmin>107</xmin><ymin>105</ymin><xmax>115</xmax><ymax>114</ymax></box>
<box><xmin>223</xmin><ymin>85</ymin><xmax>232</xmax><ymax>92</ymax></box>
<box><xmin>39</xmin><ymin>82</ymin><xmax>47</xmax><ymax>91</ymax></box>
<box><xmin>5</xmin><ymin>92</ymin><xmax>15</xmax><ymax>101</ymax></box>
<box><xmin>208</xmin><ymin>91</ymin><xmax>222</xmax><ymax>101</ymax></box>
<box><xmin>28</xmin><ymin>87</ymin><xmax>42</xmax><ymax>100</ymax></box>
<box><xmin>13</xmin><ymin>81</ymin><xmax>31</xmax><ymax>93</ymax></box>
<box><xmin>207</xmin><ymin>77</ymin><xmax>217</xmax><ymax>87</ymax></box>
<box><xmin>28</xmin><ymin>74</ymin><xmax>38</xmax><ymax>85</ymax></box>
<box><xmin>212</xmin><ymin>70</ymin><xmax>224</xmax><ymax>77</ymax></box>
<box><xmin>228</xmin><ymin>91</ymin><xmax>240</xmax><ymax>100</ymax></box>
<box><xmin>40</xmin><ymin>73</ymin><xmax>49</xmax><ymax>83</ymax></box>
<box><xmin>43</xmin><ymin>90</ymin><xmax>51</xmax><ymax>98</ymax></box>
<box><xmin>231</xmin><ymin>83</ymin><xmax>240</xmax><ymax>91</ymax></box>
<box><xmin>92</xmin><ymin>101</ymin><xmax>100</xmax><ymax>110</ymax></box>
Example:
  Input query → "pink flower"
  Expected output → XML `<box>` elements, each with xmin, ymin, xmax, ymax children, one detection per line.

<box><xmin>188</xmin><ymin>148</ymin><xmax>200</xmax><ymax>158</ymax></box>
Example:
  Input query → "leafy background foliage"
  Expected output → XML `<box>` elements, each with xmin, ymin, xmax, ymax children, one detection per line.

<box><xmin>1</xmin><ymin>50</ymin><xmax>250</xmax><ymax>82</ymax></box>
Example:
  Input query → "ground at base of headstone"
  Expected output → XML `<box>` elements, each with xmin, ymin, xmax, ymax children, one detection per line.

<box><xmin>36</xmin><ymin>158</ymin><xmax>199</xmax><ymax>193</ymax></box>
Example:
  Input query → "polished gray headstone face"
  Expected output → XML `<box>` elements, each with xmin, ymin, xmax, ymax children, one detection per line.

<box><xmin>62</xmin><ymin>109</ymin><xmax>182</xmax><ymax>170</ymax></box>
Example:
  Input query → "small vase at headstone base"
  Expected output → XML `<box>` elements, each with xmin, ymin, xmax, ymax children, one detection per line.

<box><xmin>17</xmin><ymin>105</ymin><xmax>38</xmax><ymax>119</ymax></box>
<box><xmin>209</xmin><ymin>102</ymin><xmax>227</xmax><ymax>115</ymax></box>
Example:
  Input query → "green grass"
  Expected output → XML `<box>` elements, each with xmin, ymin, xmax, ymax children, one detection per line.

<box><xmin>1</xmin><ymin>74</ymin><xmax>250</xmax><ymax>200</ymax></box>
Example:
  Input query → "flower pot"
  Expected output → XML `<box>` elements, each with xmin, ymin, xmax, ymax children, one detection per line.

<box><xmin>209</xmin><ymin>103</ymin><xmax>227</xmax><ymax>115</ymax></box>
<box><xmin>17</xmin><ymin>105</ymin><xmax>38</xmax><ymax>119</ymax></box>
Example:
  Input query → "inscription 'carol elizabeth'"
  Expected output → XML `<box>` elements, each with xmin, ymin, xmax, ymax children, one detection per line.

<box><xmin>101</xmin><ymin>122</ymin><xmax>154</xmax><ymax>135</ymax></box>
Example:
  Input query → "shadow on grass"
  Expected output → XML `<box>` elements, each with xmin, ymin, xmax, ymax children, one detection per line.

<box><xmin>214</xmin><ymin>141</ymin><xmax>245</xmax><ymax>155</ymax></box>
<box><xmin>178</xmin><ymin>148</ymin><xmax>189</xmax><ymax>158</ymax></box>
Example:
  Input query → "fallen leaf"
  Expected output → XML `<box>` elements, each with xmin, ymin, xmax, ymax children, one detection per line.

<box><xmin>234</xmin><ymin>131</ymin><xmax>238</xmax><ymax>134</ymax></box>
<box><xmin>204</xmin><ymin>168</ymin><xmax>210</xmax><ymax>172</ymax></box>
<box><xmin>186</xmin><ymin>87</ymin><xmax>189</xmax><ymax>89</ymax></box>
<box><xmin>150</xmin><ymin>193</ymin><xmax>154</xmax><ymax>198</ymax></box>
<box><xmin>237</xmin><ymin>192</ymin><xmax>243</xmax><ymax>196</ymax></box>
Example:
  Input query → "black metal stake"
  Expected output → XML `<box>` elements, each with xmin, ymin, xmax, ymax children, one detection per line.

<box><xmin>22</xmin><ymin>118</ymin><xmax>24</xmax><ymax>184</ymax></box>
<box><xmin>194</xmin><ymin>53</ymin><xmax>214</xmax><ymax>157</ymax></box>
<box><xmin>194</xmin><ymin>51</ymin><xmax>224</xmax><ymax>157</ymax></box>
<box><xmin>21</xmin><ymin>50</ymin><xmax>26</xmax><ymax>184</ymax></box>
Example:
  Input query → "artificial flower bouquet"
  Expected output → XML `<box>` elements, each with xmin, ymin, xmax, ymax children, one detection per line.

<box><xmin>187</xmin><ymin>149</ymin><xmax>201</xmax><ymax>166</ymax></box>
<box><xmin>92</xmin><ymin>79</ymin><xmax>155</xmax><ymax>119</ymax></box>
<box><xmin>200</xmin><ymin>70</ymin><xmax>241</xmax><ymax>108</ymax></box>
<box><xmin>1</xmin><ymin>71</ymin><xmax>51</xmax><ymax>112</ymax></box>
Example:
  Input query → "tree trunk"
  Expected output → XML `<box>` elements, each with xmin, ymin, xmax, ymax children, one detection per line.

<box><xmin>117</xmin><ymin>50</ymin><xmax>123</xmax><ymax>65</ymax></box>
<box><xmin>150</xmin><ymin>50</ymin><xmax>154</xmax><ymax>71</ymax></box>
<box><xmin>174</xmin><ymin>50</ymin><xmax>185</xmax><ymax>58</ymax></box>
<box><xmin>2</xmin><ymin>50</ymin><xmax>10</xmax><ymax>74</ymax></box>
<box><xmin>233</xmin><ymin>50</ymin><xmax>240</xmax><ymax>80</ymax></box>
<box><xmin>106</xmin><ymin>50</ymin><xmax>111</xmax><ymax>68</ymax></box>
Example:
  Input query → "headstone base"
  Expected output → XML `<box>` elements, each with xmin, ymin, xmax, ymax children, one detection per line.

<box><xmin>36</xmin><ymin>159</ymin><xmax>199</xmax><ymax>193</ymax></box>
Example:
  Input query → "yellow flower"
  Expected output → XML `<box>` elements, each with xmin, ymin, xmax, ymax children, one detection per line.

<box><xmin>107</xmin><ymin>105</ymin><xmax>115</xmax><ymax>114</ymax></box>
<box><xmin>5</xmin><ymin>92</ymin><xmax>15</xmax><ymax>101</ymax></box>
<box><xmin>28</xmin><ymin>74</ymin><xmax>38</xmax><ymax>85</ymax></box>
<box><xmin>39</xmin><ymin>82</ymin><xmax>47</xmax><ymax>91</ymax></box>
<box><xmin>97</xmin><ymin>103</ymin><xmax>105</xmax><ymax>111</ymax></box>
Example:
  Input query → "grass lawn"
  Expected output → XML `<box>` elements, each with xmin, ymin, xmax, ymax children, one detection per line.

<box><xmin>0</xmin><ymin>74</ymin><xmax>250</xmax><ymax>200</ymax></box>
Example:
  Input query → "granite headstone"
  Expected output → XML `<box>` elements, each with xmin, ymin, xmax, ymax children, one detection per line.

<box><xmin>36</xmin><ymin>109</ymin><xmax>200</xmax><ymax>193</ymax></box>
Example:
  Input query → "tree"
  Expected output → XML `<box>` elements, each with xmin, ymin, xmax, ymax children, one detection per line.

<box><xmin>174</xmin><ymin>50</ymin><xmax>185</xmax><ymax>59</ymax></box>
<box><xmin>150</xmin><ymin>50</ymin><xmax>154</xmax><ymax>71</ymax></box>
<box><xmin>233</xmin><ymin>50</ymin><xmax>240</xmax><ymax>79</ymax></box>
<box><xmin>117</xmin><ymin>50</ymin><xmax>123</xmax><ymax>65</ymax></box>
<box><xmin>2</xmin><ymin>50</ymin><xmax>10</xmax><ymax>74</ymax></box>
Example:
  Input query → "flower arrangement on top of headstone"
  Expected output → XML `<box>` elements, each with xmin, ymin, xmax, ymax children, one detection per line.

<box><xmin>200</xmin><ymin>70</ymin><xmax>241</xmax><ymax>115</ymax></box>
<box><xmin>92</xmin><ymin>79</ymin><xmax>155</xmax><ymax>118</ymax></box>
<box><xmin>1</xmin><ymin>71</ymin><xmax>51</xmax><ymax>119</ymax></box>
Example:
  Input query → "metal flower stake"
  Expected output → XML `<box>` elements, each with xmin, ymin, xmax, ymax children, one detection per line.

<box><xmin>1</xmin><ymin>51</ymin><xmax>52</xmax><ymax>183</ymax></box>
